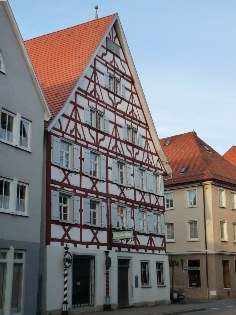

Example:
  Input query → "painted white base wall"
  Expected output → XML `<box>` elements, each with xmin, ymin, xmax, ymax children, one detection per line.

<box><xmin>46</xmin><ymin>245</ymin><xmax>170</xmax><ymax>313</ymax></box>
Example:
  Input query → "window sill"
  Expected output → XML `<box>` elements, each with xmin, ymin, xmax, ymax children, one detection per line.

<box><xmin>165</xmin><ymin>208</ymin><xmax>175</xmax><ymax>211</ymax></box>
<box><xmin>141</xmin><ymin>285</ymin><xmax>152</xmax><ymax>288</ymax></box>
<box><xmin>157</xmin><ymin>284</ymin><xmax>166</xmax><ymax>287</ymax></box>
<box><xmin>0</xmin><ymin>70</ymin><xmax>6</xmax><ymax>75</ymax></box>
<box><xmin>187</xmin><ymin>239</ymin><xmax>199</xmax><ymax>242</ymax></box>
<box><xmin>221</xmin><ymin>239</ymin><xmax>228</xmax><ymax>242</ymax></box>
<box><xmin>0</xmin><ymin>209</ymin><xmax>28</xmax><ymax>217</ymax></box>
<box><xmin>219</xmin><ymin>206</ymin><xmax>226</xmax><ymax>209</ymax></box>
<box><xmin>187</xmin><ymin>205</ymin><xmax>197</xmax><ymax>208</ymax></box>
<box><xmin>166</xmin><ymin>240</ymin><xmax>175</xmax><ymax>243</ymax></box>
<box><xmin>0</xmin><ymin>138</ymin><xmax>31</xmax><ymax>152</ymax></box>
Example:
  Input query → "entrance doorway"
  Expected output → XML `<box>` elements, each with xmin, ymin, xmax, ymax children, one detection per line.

<box><xmin>72</xmin><ymin>255</ymin><xmax>95</xmax><ymax>307</ymax></box>
<box><xmin>118</xmin><ymin>259</ymin><xmax>130</xmax><ymax>307</ymax></box>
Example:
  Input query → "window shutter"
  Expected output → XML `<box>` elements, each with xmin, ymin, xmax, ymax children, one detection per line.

<box><xmin>126</xmin><ymin>207</ymin><xmax>132</xmax><ymax>229</ymax></box>
<box><xmin>112</xmin><ymin>160</ymin><xmax>118</xmax><ymax>184</ymax></box>
<box><xmin>83</xmin><ymin>149</ymin><xmax>91</xmax><ymax>176</ymax></box>
<box><xmin>52</xmin><ymin>136</ymin><xmax>61</xmax><ymax>165</ymax></box>
<box><xmin>146</xmin><ymin>171</ymin><xmax>154</xmax><ymax>193</ymax></box>
<box><xmin>111</xmin><ymin>203</ymin><xmax>118</xmax><ymax>228</ymax></box>
<box><xmin>104</xmin><ymin>117</ymin><xmax>110</xmax><ymax>134</ymax></box>
<box><xmin>159</xmin><ymin>175</ymin><xmax>164</xmax><ymax>195</ymax></box>
<box><xmin>147</xmin><ymin>212</ymin><xmax>155</xmax><ymax>233</ymax></box>
<box><xmin>123</xmin><ymin>125</ymin><xmax>128</xmax><ymax>141</ymax></box>
<box><xmin>126</xmin><ymin>164</ymin><xmax>132</xmax><ymax>187</ymax></box>
<box><xmin>134</xmin><ymin>167</ymin><xmax>140</xmax><ymax>189</ymax></box>
<box><xmin>134</xmin><ymin>209</ymin><xmax>140</xmax><ymax>231</ymax></box>
<box><xmin>83</xmin><ymin>198</ymin><xmax>91</xmax><ymax>225</ymax></box>
<box><xmin>153</xmin><ymin>175</ymin><xmax>158</xmax><ymax>194</ymax></box>
<box><xmin>100</xmin><ymin>155</ymin><xmax>106</xmax><ymax>181</ymax></box>
<box><xmin>84</xmin><ymin>107</ymin><xmax>91</xmax><ymax>125</ymax></box>
<box><xmin>121</xmin><ymin>80</ymin><xmax>126</xmax><ymax>99</ymax></box>
<box><xmin>160</xmin><ymin>214</ymin><xmax>165</xmax><ymax>235</ymax></box>
<box><xmin>104</xmin><ymin>73</ymin><xmax>109</xmax><ymax>88</ymax></box>
<box><xmin>73</xmin><ymin>144</ymin><xmax>80</xmax><ymax>172</ymax></box>
<box><xmin>138</xmin><ymin>133</ymin><xmax>144</xmax><ymax>148</ymax></box>
<box><xmin>51</xmin><ymin>190</ymin><xmax>60</xmax><ymax>220</ymax></box>
<box><xmin>73</xmin><ymin>195</ymin><xmax>80</xmax><ymax>224</ymax></box>
<box><xmin>101</xmin><ymin>202</ymin><xmax>107</xmax><ymax>227</ymax></box>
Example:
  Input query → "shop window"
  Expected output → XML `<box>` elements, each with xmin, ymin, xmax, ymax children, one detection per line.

<box><xmin>188</xmin><ymin>260</ymin><xmax>201</xmax><ymax>288</ymax></box>
<box><xmin>222</xmin><ymin>260</ymin><xmax>231</xmax><ymax>288</ymax></box>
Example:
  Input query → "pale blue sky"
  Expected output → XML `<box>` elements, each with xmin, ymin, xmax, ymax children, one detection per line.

<box><xmin>9</xmin><ymin>0</ymin><xmax>236</xmax><ymax>154</ymax></box>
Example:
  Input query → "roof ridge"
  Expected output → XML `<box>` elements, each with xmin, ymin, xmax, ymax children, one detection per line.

<box><xmin>25</xmin><ymin>13</ymin><xmax>117</xmax><ymax>42</ymax></box>
<box><xmin>162</xmin><ymin>131</ymin><xmax>195</xmax><ymax>140</ymax></box>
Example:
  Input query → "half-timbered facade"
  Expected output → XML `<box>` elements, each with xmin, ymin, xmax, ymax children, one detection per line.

<box><xmin>26</xmin><ymin>14</ymin><xmax>171</xmax><ymax>314</ymax></box>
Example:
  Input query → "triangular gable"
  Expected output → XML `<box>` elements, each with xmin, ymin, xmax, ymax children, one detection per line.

<box><xmin>223</xmin><ymin>146</ymin><xmax>236</xmax><ymax>168</ymax></box>
<box><xmin>3</xmin><ymin>1</ymin><xmax>51</xmax><ymax>121</ymax></box>
<box><xmin>28</xmin><ymin>14</ymin><xmax>171</xmax><ymax>175</ymax></box>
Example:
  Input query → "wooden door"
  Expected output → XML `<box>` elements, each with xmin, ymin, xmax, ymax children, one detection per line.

<box><xmin>118</xmin><ymin>259</ymin><xmax>129</xmax><ymax>306</ymax></box>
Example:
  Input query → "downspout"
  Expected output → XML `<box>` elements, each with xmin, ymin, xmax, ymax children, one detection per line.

<box><xmin>202</xmin><ymin>182</ymin><xmax>209</xmax><ymax>299</ymax></box>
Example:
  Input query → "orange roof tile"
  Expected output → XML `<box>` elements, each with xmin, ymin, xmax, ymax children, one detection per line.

<box><xmin>25</xmin><ymin>15</ymin><xmax>115</xmax><ymax>118</ymax></box>
<box><xmin>160</xmin><ymin>132</ymin><xmax>236</xmax><ymax>186</ymax></box>
<box><xmin>223</xmin><ymin>146</ymin><xmax>236</xmax><ymax>167</ymax></box>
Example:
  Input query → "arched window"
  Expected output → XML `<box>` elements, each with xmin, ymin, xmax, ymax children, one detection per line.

<box><xmin>0</xmin><ymin>51</ymin><xmax>6</xmax><ymax>73</ymax></box>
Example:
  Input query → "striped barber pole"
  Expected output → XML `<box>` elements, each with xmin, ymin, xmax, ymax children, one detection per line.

<box><xmin>62</xmin><ymin>244</ymin><xmax>72</xmax><ymax>314</ymax></box>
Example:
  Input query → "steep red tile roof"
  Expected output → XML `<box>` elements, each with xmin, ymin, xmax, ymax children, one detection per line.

<box><xmin>223</xmin><ymin>146</ymin><xmax>236</xmax><ymax>168</ymax></box>
<box><xmin>25</xmin><ymin>15</ymin><xmax>115</xmax><ymax>118</ymax></box>
<box><xmin>160</xmin><ymin>132</ymin><xmax>236</xmax><ymax>186</ymax></box>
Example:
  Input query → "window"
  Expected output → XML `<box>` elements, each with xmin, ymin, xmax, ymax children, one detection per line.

<box><xmin>0</xmin><ymin>178</ymin><xmax>10</xmax><ymax>210</ymax></box>
<box><xmin>83</xmin><ymin>198</ymin><xmax>105</xmax><ymax>227</ymax></box>
<box><xmin>0</xmin><ymin>110</ymin><xmax>31</xmax><ymax>149</ymax></box>
<box><xmin>180</xmin><ymin>166</ymin><xmax>188</xmax><ymax>174</ymax></box>
<box><xmin>19</xmin><ymin>118</ymin><xmax>30</xmax><ymax>148</ymax></box>
<box><xmin>219</xmin><ymin>189</ymin><xmax>226</xmax><ymax>208</ymax></box>
<box><xmin>59</xmin><ymin>194</ymin><xmax>70</xmax><ymax>222</ymax></box>
<box><xmin>0</xmin><ymin>110</ymin><xmax>14</xmax><ymax>142</ymax></box>
<box><xmin>222</xmin><ymin>260</ymin><xmax>230</xmax><ymax>288</ymax></box>
<box><xmin>115</xmin><ymin>205</ymin><xmax>127</xmax><ymax>229</ymax></box>
<box><xmin>166</xmin><ymin>223</ymin><xmax>175</xmax><ymax>241</ymax></box>
<box><xmin>187</xmin><ymin>189</ymin><xmax>197</xmax><ymax>207</ymax></box>
<box><xmin>0</xmin><ymin>249</ymin><xmax>24</xmax><ymax>314</ymax></box>
<box><xmin>231</xmin><ymin>192</ymin><xmax>236</xmax><ymax>210</ymax></box>
<box><xmin>90</xmin><ymin>199</ymin><xmax>100</xmax><ymax>225</ymax></box>
<box><xmin>165</xmin><ymin>192</ymin><xmax>174</xmax><ymax>209</ymax></box>
<box><xmin>0</xmin><ymin>178</ymin><xmax>28</xmax><ymax>215</ymax></box>
<box><xmin>111</xmin><ymin>203</ymin><xmax>132</xmax><ymax>230</ymax></box>
<box><xmin>188</xmin><ymin>260</ymin><xmax>201</xmax><ymax>288</ymax></box>
<box><xmin>90</xmin><ymin>152</ymin><xmax>99</xmax><ymax>178</ymax></box>
<box><xmin>117</xmin><ymin>161</ymin><xmax>125</xmax><ymax>185</ymax></box>
<box><xmin>233</xmin><ymin>223</ymin><xmax>236</xmax><ymax>242</ymax></box>
<box><xmin>16</xmin><ymin>183</ymin><xmax>27</xmax><ymax>213</ymax></box>
<box><xmin>188</xmin><ymin>220</ymin><xmax>198</xmax><ymax>240</ymax></box>
<box><xmin>141</xmin><ymin>261</ymin><xmax>150</xmax><ymax>286</ymax></box>
<box><xmin>60</xmin><ymin>141</ymin><xmax>71</xmax><ymax>168</ymax></box>
<box><xmin>0</xmin><ymin>51</ymin><xmax>6</xmax><ymax>73</ymax></box>
<box><xmin>220</xmin><ymin>221</ymin><xmax>228</xmax><ymax>241</ymax></box>
<box><xmin>153</xmin><ymin>213</ymin><xmax>162</xmax><ymax>234</ymax></box>
<box><xmin>127</xmin><ymin>126</ymin><xmax>137</xmax><ymax>145</ymax></box>
<box><xmin>90</xmin><ymin>108</ymin><xmax>104</xmax><ymax>130</ymax></box>
<box><xmin>139</xmin><ymin>211</ymin><xmax>147</xmax><ymax>233</ymax></box>
<box><xmin>106</xmin><ymin>38</ymin><xmax>120</xmax><ymax>56</ymax></box>
<box><xmin>156</xmin><ymin>262</ymin><xmax>165</xmax><ymax>286</ymax></box>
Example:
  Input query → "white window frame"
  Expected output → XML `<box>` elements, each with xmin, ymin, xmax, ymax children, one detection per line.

<box><xmin>165</xmin><ymin>191</ymin><xmax>174</xmax><ymax>210</ymax></box>
<box><xmin>219</xmin><ymin>188</ymin><xmax>226</xmax><ymax>208</ymax></box>
<box><xmin>0</xmin><ymin>178</ymin><xmax>11</xmax><ymax>212</ymax></box>
<box><xmin>0</xmin><ymin>51</ymin><xmax>6</xmax><ymax>74</ymax></box>
<box><xmin>231</xmin><ymin>192</ymin><xmax>236</xmax><ymax>210</ymax></box>
<box><xmin>89</xmin><ymin>199</ymin><xmax>102</xmax><ymax>226</ymax></box>
<box><xmin>115</xmin><ymin>204</ymin><xmax>128</xmax><ymax>230</ymax></box>
<box><xmin>16</xmin><ymin>182</ymin><xmax>28</xmax><ymax>214</ymax></box>
<box><xmin>60</xmin><ymin>140</ymin><xmax>71</xmax><ymax>168</ymax></box>
<box><xmin>156</xmin><ymin>262</ymin><xmax>165</xmax><ymax>286</ymax></box>
<box><xmin>0</xmin><ymin>110</ymin><xmax>14</xmax><ymax>143</ymax></box>
<box><xmin>188</xmin><ymin>220</ymin><xmax>199</xmax><ymax>241</ymax></box>
<box><xmin>220</xmin><ymin>220</ymin><xmax>228</xmax><ymax>241</ymax></box>
<box><xmin>141</xmin><ymin>261</ymin><xmax>150</xmax><ymax>287</ymax></box>
<box><xmin>117</xmin><ymin>161</ymin><xmax>126</xmax><ymax>185</ymax></box>
<box><xmin>90</xmin><ymin>152</ymin><xmax>99</xmax><ymax>178</ymax></box>
<box><xmin>186</xmin><ymin>189</ymin><xmax>197</xmax><ymax>207</ymax></box>
<box><xmin>166</xmin><ymin>222</ymin><xmax>175</xmax><ymax>242</ymax></box>
<box><xmin>233</xmin><ymin>223</ymin><xmax>236</xmax><ymax>242</ymax></box>
<box><xmin>0</xmin><ymin>177</ymin><xmax>28</xmax><ymax>216</ymax></box>
<box><xmin>139</xmin><ymin>169</ymin><xmax>146</xmax><ymax>191</ymax></box>
<box><xmin>59</xmin><ymin>193</ymin><xmax>71</xmax><ymax>222</ymax></box>
<box><xmin>0</xmin><ymin>249</ymin><xmax>24</xmax><ymax>315</ymax></box>
<box><xmin>153</xmin><ymin>212</ymin><xmax>162</xmax><ymax>234</ymax></box>
<box><xmin>0</xmin><ymin>110</ymin><xmax>31</xmax><ymax>151</ymax></box>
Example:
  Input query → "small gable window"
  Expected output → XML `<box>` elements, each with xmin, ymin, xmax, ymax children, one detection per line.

<box><xmin>106</xmin><ymin>38</ymin><xmax>120</xmax><ymax>57</ymax></box>
<box><xmin>180</xmin><ymin>166</ymin><xmax>188</xmax><ymax>174</ymax></box>
<box><xmin>0</xmin><ymin>51</ymin><xmax>6</xmax><ymax>74</ymax></box>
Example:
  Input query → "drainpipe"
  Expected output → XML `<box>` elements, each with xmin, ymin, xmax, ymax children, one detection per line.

<box><xmin>202</xmin><ymin>183</ymin><xmax>209</xmax><ymax>299</ymax></box>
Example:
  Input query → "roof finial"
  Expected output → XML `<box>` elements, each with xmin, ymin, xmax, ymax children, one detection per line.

<box><xmin>94</xmin><ymin>5</ymin><xmax>98</xmax><ymax>20</ymax></box>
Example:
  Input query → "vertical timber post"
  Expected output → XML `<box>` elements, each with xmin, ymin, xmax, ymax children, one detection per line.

<box><xmin>103</xmin><ymin>251</ymin><xmax>111</xmax><ymax>311</ymax></box>
<box><xmin>62</xmin><ymin>244</ymin><xmax>72</xmax><ymax>315</ymax></box>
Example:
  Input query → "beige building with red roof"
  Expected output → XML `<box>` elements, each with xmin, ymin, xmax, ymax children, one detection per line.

<box><xmin>25</xmin><ymin>12</ymin><xmax>172</xmax><ymax>314</ymax></box>
<box><xmin>224</xmin><ymin>146</ymin><xmax>236</xmax><ymax>168</ymax></box>
<box><xmin>161</xmin><ymin>131</ymin><xmax>236</xmax><ymax>300</ymax></box>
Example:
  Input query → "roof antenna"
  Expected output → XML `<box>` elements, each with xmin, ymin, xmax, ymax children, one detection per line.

<box><xmin>95</xmin><ymin>5</ymin><xmax>98</xmax><ymax>20</ymax></box>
